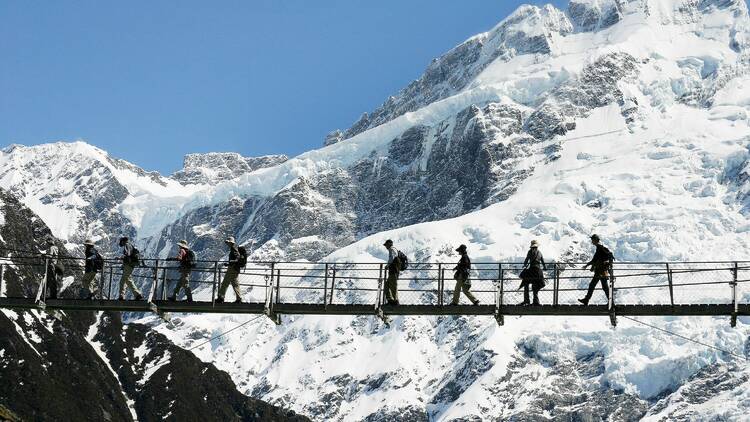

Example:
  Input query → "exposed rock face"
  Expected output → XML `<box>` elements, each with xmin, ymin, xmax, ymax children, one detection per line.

<box><xmin>0</xmin><ymin>189</ymin><xmax>310</xmax><ymax>421</ymax></box>
<box><xmin>172</xmin><ymin>152</ymin><xmax>288</xmax><ymax>185</ymax></box>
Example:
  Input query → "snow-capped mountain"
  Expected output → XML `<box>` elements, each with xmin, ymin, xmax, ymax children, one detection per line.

<box><xmin>3</xmin><ymin>0</ymin><xmax>750</xmax><ymax>420</ymax></box>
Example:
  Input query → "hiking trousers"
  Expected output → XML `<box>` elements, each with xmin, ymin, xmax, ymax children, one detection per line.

<box><xmin>119</xmin><ymin>264</ymin><xmax>142</xmax><ymax>298</ymax></box>
<box><xmin>172</xmin><ymin>270</ymin><xmax>193</xmax><ymax>300</ymax></box>
<box><xmin>522</xmin><ymin>283</ymin><xmax>541</xmax><ymax>305</ymax></box>
<box><xmin>46</xmin><ymin>265</ymin><xmax>58</xmax><ymax>299</ymax></box>
<box><xmin>583</xmin><ymin>276</ymin><xmax>610</xmax><ymax>302</ymax></box>
<box><xmin>82</xmin><ymin>271</ymin><xmax>98</xmax><ymax>296</ymax></box>
<box><xmin>385</xmin><ymin>270</ymin><xmax>399</xmax><ymax>303</ymax></box>
<box><xmin>452</xmin><ymin>273</ymin><xmax>477</xmax><ymax>304</ymax></box>
<box><xmin>218</xmin><ymin>267</ymin><xmax>241</xmax><ymax>300</ymax></box>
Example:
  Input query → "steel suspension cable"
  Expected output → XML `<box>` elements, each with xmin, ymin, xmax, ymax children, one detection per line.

<box><xmin>621</xmin><ymin>316</ymin><xmax>747</xmax><ymax>361</ymax></box>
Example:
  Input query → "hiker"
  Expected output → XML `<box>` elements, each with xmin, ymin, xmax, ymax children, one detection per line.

<box><xmin>82</xmin><ymin>239</ymin><xmax>101</xmax><ymax>299</ymax></box>
<box><xmin>519</xmin><ymin>240</ymin><xmax>546</xmax><ymax>305</ymax></box>
<box><xmin>450</xmin><ymin>244</ymin><xmax>479</xmax><ymax>306</ymax></box>
<box><xmin>579</xmin><ymin>234</ymin><xmax>614</xmax><ymax>305</ymax></box>
<box><xmin>383</xmin><ymin>239</ymin><xmax>401</xmax><ymax>305</ymax></box>
<box><xmin>167</xmin><ymin>240</ymin><xmax>193</xmax><ymax>302</ymax></box>
<box><xmin>216</xmin><ymin>236</ymin><xmax>242</xmax><ymax>303</ymax></box>
<box><xmin>45</xmin><ymin>239</ymin><xmax>60</xmax><ymax>299</ymax></box>
<box><xmin>118</xmin><ymin>237</ymin><xmax>143</xmax><ymax>301</ymax></box>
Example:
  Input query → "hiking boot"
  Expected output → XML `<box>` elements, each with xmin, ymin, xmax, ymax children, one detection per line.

<box><xmin>134</xmin><ymin>294</ymin><xmax>143</xmax><ymax>301</ymax></box>
<box><xmin>87</xmin><ymin>293</ymin><xmax>95</xmax><ymax>300</ymax></box>
<box><xmin>167</xmin><ymin>296</ymin><xmax>176</xmax><ymax>301</ymax></box>
<box><xmin>185</xmin><ymin>298</ymin><xmax>193</xmax><ymax>302</ymax></box>
<box><xmin>518</xmin><ymin>301</ymin><xmax>530</xmax><ymax>306</ymax></box>
<box><xmin>386</xmin><ymin>300</ymin><xmax>397</xmax><ymax>305</ymax></box>
<box><xmin>393</xmin><ymin>300</ymin><xmax>400</xmax><ymax>305</ymax></box>
<box><xmin>448</xmin><ymin>302</ymin><xmax>458</xmax><ymax>306</ymax></box>
<box><xmin>578</xmin><ymin>298</ymin><xmax>589</xmax><ymax>306</ymax></box>
<box><xmin>473</xmin><ymin>300</ymin><xmax>480</xmax><ymax>306</ymax></box>
<box><xmin>234</xmin><ymin>298</ymin><xmax>242</xmax><ymax>304</ymax></box>
<box><xmin>118</xmin><ymin>296</ymin><xmax>124</xmax><ymax>301</ymax></box>
<box><xmin>215</xmin><ymin>297</ymin><xmax>224</xmax><ymax>304</ymax></box>
<box><xmin>532</xmin><ymin>300</ymin><xmax>541</xmax><ymax>306</ymax></box>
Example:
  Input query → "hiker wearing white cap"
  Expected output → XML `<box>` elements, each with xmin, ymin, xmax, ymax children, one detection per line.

<box><xmin>168</xmin><ymin>240</ymin><xmax>194</xmax><ymax>302</ymax></box>
<box><xmin>520</xmin><ymin>240</ymin><xmax>546</xmax><ymax>305</ymax></box>
<box><xmin>450</xmin><ymin>244</ymin><xmax>479</xmax><ymax>306</ymax></box>
<box><xmin>216</xmin><ymin>236</ymin><xmax>242</xmax><ymax>303</ymax></box>
<box><xmin>82</xmin><ymin>239</ymin><xmax>102</xmax><ymax>299</ymax></box>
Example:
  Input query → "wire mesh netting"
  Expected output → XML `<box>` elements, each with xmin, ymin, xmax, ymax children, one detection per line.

<box><xmin>1</xmin><ymin>257</ymin><xmax>748</xmax><ymax>308</ymax></box>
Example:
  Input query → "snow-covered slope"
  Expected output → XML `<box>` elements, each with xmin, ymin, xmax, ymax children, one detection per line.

<box><xmin>4</xmin><ymin>0</ymin><xmax>750</xmax><ymax>419</ymax></box>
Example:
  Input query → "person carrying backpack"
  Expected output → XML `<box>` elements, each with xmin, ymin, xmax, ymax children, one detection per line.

<box><xmin>45</xmin><ymin>239</ymin><xmax>60</xmax><ymax>299</ymax></box>
<box><xmin>519</xmin><ymin>240</ymin><xmax>546</xmax><ymax>306</ymax></box>
<box><xmin>216</xmin><ymin>236</ymin><xmax>243</xmax><ymax>304</ymax></box>
<box><xmin>82</xmin><ymin>239</ymin><xmax>101</xmax><ymax>300</ymax></box>
<box><xmin>579</xmin><ymin>234</ymin><xmax>613</xmax><ymax>305</ymax></box>
<box><xmin>168</xmin><ymin>239</ymin><xmax>193</xmax><ymax>302</ymax></box>
<box><xmin>450</xmin><ymin>244</ymin><xmax>479</xmax><ymax>306</ymax></box>
<box><xmin>118</xmin><ymin>237</ymin><xmax>143</xmax><ymax>301</ymax></box>
<box><xmin>383</xmin><ymin>239</ymin><xmax>401</xmax><ymax>305</ymax></box>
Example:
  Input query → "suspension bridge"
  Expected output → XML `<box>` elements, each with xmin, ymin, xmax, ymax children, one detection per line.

<box><xmin>0</xmin><ymin>253</ymin><xmax>748</xmax><ymax>327</ymax></box>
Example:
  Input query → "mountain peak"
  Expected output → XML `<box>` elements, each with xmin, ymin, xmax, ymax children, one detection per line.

<box><xmin>172</xmin><ymin>152</ymin><xmax>289</xmax><ymax>185</ymax></box>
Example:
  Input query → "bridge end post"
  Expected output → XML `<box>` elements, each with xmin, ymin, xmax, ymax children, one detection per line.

<box><xmin>608</xmin><ymin>265</ymin><xmax>616</xmax><ymax>328</ymax></box>
<box><xmin>731</xmin><ymin>262</ymin><xmax>738</xmax><ymax>328</ymax></box>
<box><xmin>495</xmin><ymin>265</ymin><xmax>504</xmax><ymax>326</ymax></box>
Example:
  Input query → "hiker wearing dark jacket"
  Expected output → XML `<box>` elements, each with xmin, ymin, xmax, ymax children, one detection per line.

<box><xmin>168</xmin><ymin>240</ymin><xmax>193</xmax><ymax>302</ymax></box>
<box><xmin>579</xmin><ymin>234</ymin><xmax>613</xmax><ymax>305</ymax></box>
<box><xmin>45</xmin><ymin>239</ymin><xmax>60</xmax><ymax>299</ymax></box>
<box><xmin>216</xmin><ymin>236</ymin><xmax>242</xmax><ymax>303</ymax></box>
<box><xmin>383</xmin><ymin>239</ymin><xmax>400</xmax><ymax>305</ymax></box>
<box><xmin>520</xmin><ymin>240</ymin><xmax>546</xmax><ymax>305</ymax></box>
<box><xmin>82</xmin><ymin>239</ymin><xmax>99</xmax><ymax>299</ymax></box>
<box><xmin>450</xmin><ymin>244</ymin><xmax>479</xmax><ymax>306</ymax></box>
<box><xmin>118</xmin><ymin>237</ymin><xmax>143</xmax><ymax>301</ymax></box>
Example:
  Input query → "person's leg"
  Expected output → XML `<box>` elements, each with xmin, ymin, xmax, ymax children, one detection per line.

<box><xmin>580</xmin><ymin>277</ymin><xmax>598</xmax><ymax>304</ymax></box>
<box><xmin>82</xmin><ymin>272</ymin><xmax>96</xmax><ymax>298</ymax></box>
<box><xmin>600</xmin><ymin>277</ymin><xmax>610</xmax><ymax>299</ymax></box>
<box><xmin>119</xmin><ymin>265</ymin><xmax>140</xmax><ymax>298</ymax></box>
<box><xmin>452</xmin><ymin>279</ymin><xmax>462</xmax><ymax>304</ymax></box>
<box><xmin>522</xmin><ymin>283</ymin><xmax>530</xmax><ymax>304</ymax></box>
<box><xmin>462</xmin><ymin>282</ymin><xmax>478</xmax><ymax>304</ymax></box>
<box><xmin>386</xmin><ymin>271</ymin><xmax>397</xmax><ymax>303</ymax></box>
<box><xmin>217</xmin><ymin>269</ymin><xmax>231</xmax><ymax>300</ymax></box>
<box><xmin>229</xmin><ymin>269</ymin><xmax>242</xmax><ymax>301</ymax></box>
<box><xmin>392</xmin><ymin>272</ymin><xmax>399</xmax><ymax>303</ymax></box>
<box><xmin>532</xmin><ymin>285</ymin><xmax>541</xmax><ymax>305</ymax></box>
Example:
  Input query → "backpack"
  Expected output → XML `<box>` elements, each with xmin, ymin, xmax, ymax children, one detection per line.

<box><xmin>125</xmin><ymin>246</ymin><xmax>141</xmax><ymax>266</ymax></box>
<box><xmin>94</xmin><ymin>251</ymin><xmax>105</xmax><ymax>272</ymax></box>
<box><xmin>397</xmin><ymin>250</ymin><xmax>409</xmax><ymax>271</ymax></box>
<box><xmin>237</xmin><ymin>246</ymin><xmax>248</xmax><ymax>267</ymax></box>
<box><xmin>185</xmin><ymin>249</ymin><xmax>196</xmax><ymax>269</ymax></box>
<box><xmin>601</xmin><ymin>246</ymin><xmax>615</xmax><ymax>262</ymax></box>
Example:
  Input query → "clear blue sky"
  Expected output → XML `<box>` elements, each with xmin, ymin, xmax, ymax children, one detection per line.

<box><xmin>1</xmin><ymin>1</ymin><xmax>566</xmax><ymax>175</ymax></box>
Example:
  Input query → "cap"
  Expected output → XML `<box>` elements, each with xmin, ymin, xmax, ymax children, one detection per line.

<box><xmin>383</xmin><ymin>239</ymin><xmax>393</xmax><ymax>247</ymax></box>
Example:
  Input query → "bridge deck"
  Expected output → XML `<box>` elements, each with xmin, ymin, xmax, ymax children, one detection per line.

<box><xmin>2</xmin><ymin>298</ymin><xmax>747</xmax><ymax>317</ymax></box>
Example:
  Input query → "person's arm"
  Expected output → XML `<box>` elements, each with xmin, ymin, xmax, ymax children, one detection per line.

<box><xmin>523</xmin><ymin>251</ymin><xmax>530</xmax><ymax>268</ymax></box>
<box><xmin>541</xmin><ymin>253</ymin><xmax>546</xmax><ymax>270</ymax></box>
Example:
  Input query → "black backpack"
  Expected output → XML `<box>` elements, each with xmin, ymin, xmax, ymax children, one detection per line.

<box><xmin>397</xmin><ymin>250</ymin><xmax>409</xmax><ymax>270</ymax></box>
<box><xmin>237</xmin><ymin>246</ymin><xmax>248</xmax><ymax>267</ymax></box>
<box><xmin>125</xmin><ymin>246</ymin><xmax>141</xmax><ymax>266</ymax></box>
<box><xmin>601</xmin><ymin>245</ymin><xmax>615</xmax><ymax>262</ymax></box>
<box><xmin>94</xmin><ymin>251</ymin><xmax>105</xmax><ymax>272</ymax></box>
<box><xmin>185</xmin><ymin>249</ymin><xmax>196</xmax><ymax>268</ymax></box>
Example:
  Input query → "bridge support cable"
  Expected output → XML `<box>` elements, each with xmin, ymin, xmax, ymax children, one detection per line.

<box><xmin>666</xmin><ymin>263</ymin><xmax>675</xmax><ymax>307</ymax></box>
<box><xmin>622</xmin><ymin>316</ymin><xmax>747</xmax><ymax>361</ymax></box>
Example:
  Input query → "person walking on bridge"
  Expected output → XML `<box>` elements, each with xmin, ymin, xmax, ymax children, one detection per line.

<box><xmin>45</xmin><ymin>239</ymin><xmax>61</xmax><ymax>299</ymax></box>
<box><xmin>383</xmin><ymin>239</ymin><xmax>401</xmax><ymax>305</ymax></box>
<box><xmin>216</xmin><ymin>236</ymin><xmax>242</xmax><ymax>304</ymax></box>
<box><xmin>118</xmin><ymin>237</ymin><xmax>143</xmax><ymax>301</ymax></box>
<box><xmin>450</xmin><ymin>244</ymin><xmax>479</xmax><ymax>306</ymax></box>
<box><xmin>168</xmin><ymin>240</ymin><xmax>194</xmax><ymax>302</ymax></box>
<box><xmin>82</xmin><ymin>239</ymin><xmax>101</xmax><ymax>299</ymax></box>
<box><xmin>520</xmin><ymin>240</ymin><xmax>546</xmax><ymax>306</ymax></box>
<box><xmin>579</xmin><ymin>234</ymin><xmax>614</xmax><ymax>305</ymax></box>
